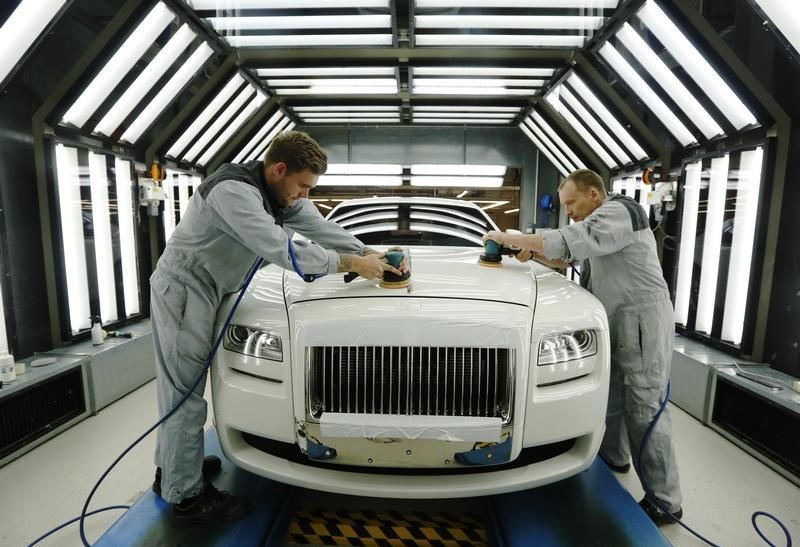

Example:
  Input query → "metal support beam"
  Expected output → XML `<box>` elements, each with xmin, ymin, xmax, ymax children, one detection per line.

<box><xmin>206</xmin><ymin>95</ymin><xmax>281</xmax><ymax>173</ymax></box>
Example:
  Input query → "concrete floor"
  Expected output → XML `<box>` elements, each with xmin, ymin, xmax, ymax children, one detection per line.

<box><xmin>1</xmin><ymin>380</ymin><xmax>798</xmax><ymax>547</ymax></box>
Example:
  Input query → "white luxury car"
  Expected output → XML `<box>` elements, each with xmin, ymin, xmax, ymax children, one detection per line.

<box><xmin>211</xmin><ymin>197</ymin><xmax>610</xmax><ymax>498</ymax></box>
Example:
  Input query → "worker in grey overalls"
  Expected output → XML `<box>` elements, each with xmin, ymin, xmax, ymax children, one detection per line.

<box><xmin>484</xmin><ymin>168</ymin><xmax>682</xmax><ymax>525</ymax></box>
<box><xmin>150</xmin><ymin>131</ymin><xmax>402</xmax><ymax>524</ymax></box>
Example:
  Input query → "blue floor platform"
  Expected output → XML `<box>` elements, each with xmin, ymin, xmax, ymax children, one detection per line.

<box><xmin>97</xmin><ymin>429</ymin><xmax>669</xmax><ymax>546</ymax></box>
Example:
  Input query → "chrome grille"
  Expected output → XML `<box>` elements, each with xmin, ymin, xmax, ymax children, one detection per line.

<box><xmin>306</xmin><ymin>346</ymin><xmax>514</xmax><ymax>424</ymax></box>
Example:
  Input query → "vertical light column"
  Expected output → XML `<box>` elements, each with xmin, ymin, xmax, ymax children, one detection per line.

<box><xmin>695</xmin><ymin>154</ymin><xmax>730</xmax><ymax>334</ymax></box>
<box><xmin>625</xmin><ymin>177</ymin><xmax>637</xmax><ymax>198</ymax></box>
<box><xmin>674</xmin><ymin>161</ymin><xmax>701</xmax><ymax>325</ymax></box>
<box><xmin>721</xmin><ymin>147</ymin><xmax>764</xmax><ymax>344</ymax></box>
<box><xmin>612</xmin><ymin>178</ymin><xmax>623</xmax><ymax>194</ymax></box>
<box><xmin>178</xmin><ymin>174</ymin><xmax>191</xmax><ymax>220</ymax></box>
<box><xmin>0</xmin><ymin>263</ymin><xmax>8</xmax><ymax>353</ymax></box>
<box><xmin>163</xmin><ymin>172</ymin><xmax>176</xmax><ymax>241</ymax></box>
<box><xmin>55</xmin><ymin>144</ymin><xmax>91</xmax><ymax>333</ymax></box>
<box><xmin>88</xmin><ymin>152</ymin><xmax>118</xmax><ymax>323</ymax></box>
<box><xmin>638</xmin><ymin>178</ymin><xmax>650</xmax><ymax>216</ymax></box>
<box><xmin>114</xmin><ymin>158</ymin><xmax>140</xmax><ymax>316</ymax></box>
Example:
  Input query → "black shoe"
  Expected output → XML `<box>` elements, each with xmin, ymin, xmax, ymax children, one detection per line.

<box><xmin>153</xmin><ymin>455</ymin><xmax>222</xmax><ymax>496</ymax></box>
<box><xmin>639</xmin><ymin>498</ymin><xmax>682</xmax><ymax>526</ymax></box>
<box><xmin>599</xmin><ymin>453</ymin><xmax>630</xmax><ymax>474</ymax></box>
<box><xmin>170</xmin><ymin>483</ymin><xmax>249</xmax><ymax>525</ymax></box>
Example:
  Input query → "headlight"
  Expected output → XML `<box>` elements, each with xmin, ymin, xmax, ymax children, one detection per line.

<box><xmin>223</xmin><ymin>325</ymin><xmax>283</xmax><ymax>361</ymax></box>
<box><xmin>538</xmin><ymin>330</ymin><xmax>597</xmax><ymax>365</ymax></box>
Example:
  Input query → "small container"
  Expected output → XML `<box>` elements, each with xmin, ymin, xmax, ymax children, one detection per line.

<box><xmin>15</xmin><ymin>362</ymin><xmax>25</xmax><ymax>375</ymax></box>
<box><xmin>0</xmin><ymin>351</ymin><xmax>14</xmax><ymax>383</ymax></box>
<box><xmin>91</xmin><ymin>316</ymin><xmax>104</xmax><ymax>346</ymax></box>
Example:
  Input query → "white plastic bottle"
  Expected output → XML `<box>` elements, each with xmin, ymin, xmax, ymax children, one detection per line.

<box><xmin>91</xmin><ymin>316</ymin><xmax>104</xmax><ymax>346</ymax></box>
<box><xmin>0</xmin><ymin>351</ymin><xmax>15</xmax><ymax>383</ymax></box>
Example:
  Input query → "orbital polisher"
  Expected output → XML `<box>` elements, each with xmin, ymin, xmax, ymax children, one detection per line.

<box><xmin>478</xmin><ymin>239</ymin><xmax>523</xmax><ymax>267</ymax></box>
<box><xmin>343</xmin><ymin>249</ymin><xmax>411</xmax><ymax>288</ymax></box>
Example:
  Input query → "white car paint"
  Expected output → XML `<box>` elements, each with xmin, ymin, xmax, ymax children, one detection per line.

<box><xmin>211</xmin><ymin>197</ymin><xmax>610</xmax><ymax>498</ymax></box>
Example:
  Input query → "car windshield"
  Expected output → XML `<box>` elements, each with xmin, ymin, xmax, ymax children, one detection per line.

<box><xmin>327</xmin><ymin>202</ymin><xmax>494</xmax><ymax>247</ymax></box>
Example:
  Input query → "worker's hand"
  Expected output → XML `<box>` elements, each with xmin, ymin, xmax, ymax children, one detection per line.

<box><xmin>351</xmin><ymin>254</ymin><xmax>402</xmax><ymax>280</ymax></box>
<box><xmin>515</xmin><ymin>248</ymin><xmax>532</xmax><ymax>263</ymax></box>
<box><xmin>380</xmin><ymin>247</ymin><xmax>410</xmax><ymax>273</ymax></box>
<box><xmin>483</xmin><ymin>231</ymin><xmax>506</xmax><ymax>246</ymax></box>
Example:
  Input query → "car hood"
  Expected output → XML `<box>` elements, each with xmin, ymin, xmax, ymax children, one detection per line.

<box><xmin>283</xmin><ymin>247</ymin><xmax>538</xmax><ymax>308</ymax></box>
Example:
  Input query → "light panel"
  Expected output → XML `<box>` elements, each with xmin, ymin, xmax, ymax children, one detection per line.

<box><xmin>411</xmin><ymin>165</ymin><xmax>506</xmax><ymax>176</ymax></box>
<box><xmin>519</xmin><ymin>123</ymin><xmax>569</xmax><ymax>177</ymax></box>
<box><xmin>294</xmin><ymin>105</ymin><xmax>398</xmax><ymax>111</ymax></box>
<box><xmin>566</xmin><ymin>73</ymin><xmax>648</xmax><ymax>160</ymax></box>
<box><xmin>695</xmin><ymin>154</ymin><xmax>730</xmax><ymax>334</ymax></box>
<box><xmin>413</xmin><ymin>88</ymin><xmax>535</xmax><ymax>96</ymax></box>
<box><xmin>226</xmin><ymin>34</ymin><xmax>392</xmax><ymax>47</ymax></box>
<box><xmin>167</xmin><ymin>74</ymin><xmax>246</xmax><ymax>159</ymax></box>
<box><xmin>114</xmin><ymin>158</ymin><xmax>140</xmax><ymax>316</ymax></box>
<box><xmin>416</xmin><ymin>0</ymin><xmax>618</xmax><ymax>6</ymax></box>
<box><xmin>721</xmin><ymin>147</ymin><xmax>764</xmax><ymax>345</ymax></box>
<box><xmin>247</xmin><ymin>117</ymin><xmax>293</xmax><ymax>161</ymax></box>
<box><xmin>183</xmin><ymin>85</ymin><xmax>256</xmax><ymax>163</ymax></box>
<box><xmin>753</xmin><ymin>0</ymin><xmax>800</xmax><ymax>57</ymax></box>
<box><xmin>88</xmin><ymin>152</ymin><xmax>118</xmax><ymax>324</ymax></box>
<box><xmin>415</xmin><ymin>15</ymin><xmax>604</xmax><ymax>30</ymax></box>
<box><xmin>54</xmin><ymin>144</ymin><xmax>91</xmax><ymax>333</ymax></box>
<box><xmin>163</xmin><ymin>172</ymin><xmax>176</xmax><ymax>241</ymax></box>
<box><xmin>637</xmin><ymin>1</ymin><xmax>756</xmax><ymax>130</ymax></box>
<box><xmin>63</xmin><ymin>3</ymin><xmax>175</xmax><ymax>128</ymax></box>
<box><xmin>410</xmin><ymin>176</ymin><xmax>503</xmax><ymax>187</ymax></box>
<box><xmin>121</xmin><ymin>42</ymin><xmax>214</xmax><ymax>144</ymax></box>
<box><xmin>547</xmin><ymin>94</ymin><xmax>616</xmax><ymax>168</ymax></box>
<box><xmin>207</xmin><ymin>15</ymin><xmax>389</xmax><ymax>30</ymax></box>
<box><xmin>305</xmin><ymin>118</ymin><xmax>400</xmax><ymax>123</ymax></box>
<box><xmin>522</xmin><ymin>117</ymin><xmax>576</xmax><ymax>173</ymax></box>
<box><xmin>414</xmin><ymin>105</ymin><xmax>520</xmax><ymax>112</ymax></box>
<box><xmin>189</xmin><ymin>0</ymin><xmax>389</xmax><ymax>7</ymax></box>
<box><xmin>178</xmin><ymin>173</ymin><xmax>191</xmax><ymax>218</ymax></box>
<box><xmin>232</xmin><ymin>110</ymin><xmax>285</xmax><ymax>163</ymax></box>
<box><xmin>415</xmin><ymin>34</ymin><xmax>585</xmax><ymax>47</ymax></box>
<box><xmin>197</xmin><ymin>93</ymin><xmax>268</xmax><ymax>166</ymax></box>
<box><xmin>0</xmin><ymin>260</ymin><xmax>7</xmax><ymax>352</ymax></box>
<box><xmin>413</xmin><ymin>67</ymin><xmax>554</xmax><ymax>77</ymax></box>
<box><xmin>531</xmin><ymin>111</ymin><xmax>585</xmax><ymax>170</ymax></box>
<box><xmin>625</xmin><ymin>176</ymin><xmax>638</xmax><ymax>199</ymax></box>
<box><xmin>95</xmin><ymin>24</ymin><xmax>196</xmax><ymax>136</ymax></box>
<box><xmin>0</xmin><ymin>0</ymin><xmax>68</xmax><ymax>86</ymax></box>
<box><xmin>599</xmin><ymin>43</ymin><xmax>696</xmax><ymax>147</ymax></box>
<box><xmin>559</xmin><ymin>86</ymin><xmax>632</xmax><ymax>165</ymax></box>
<box><xmin>267</xmin><ymin>78</ymin><xmax>397</xmax><ymax>87</ymax></box>
<box><xmin>413</xmin><ymin>118</ymin><xmax>512</xmax><ymax>124</ymax></box>
<box><xmin>414</xmin><ymin>78</ymin><xmax>545</xmax><ymax>88</ymax></box>
<box><xmin>317</xmin><ymin>176</ymin><xmax>403</xmax><ymax>186</ymax></box>
<box><xmin>326</xmin><ymin>164</ymin><xmax>403</xmax><ymax>175</ymax></box>
<box><xmin>301</xmin><ymin>111</ymin><xmax>402</xmax><ymax>118</ymax></box>
<box><xmin>616</xmin><ymin>23</ymin><xmax>723</xmax><ymax>140</ymax></box>
<box><xmin>259</xmin><ymin>67</ymin><xmax>395</xmax><ymax>77</ymax></box>
<box><xmin>278</xmin><ymin>87</ymin><xmax>398</xmax><ymax>95</ymax></box>
<box><xmin>674</xmin><ymin>161</ymin><xmax>701</xmax><ymax>326</ymax></box>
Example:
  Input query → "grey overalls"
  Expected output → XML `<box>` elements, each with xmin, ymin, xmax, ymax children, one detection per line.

<box><xmin>150</xmin><ymin>161</ymin><xmax>364</xmax><ymax>503</ymax></box>
<box><xmin>542</xmin><ymin>194</ymin><xmax>682</xmax><ymax>513</ymax></box>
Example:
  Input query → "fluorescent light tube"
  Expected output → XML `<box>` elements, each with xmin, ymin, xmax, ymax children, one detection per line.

<box><xmin>197</xmin><ymin>94</ymin><xmax>268</xmax><ymax>166</ymax></box>
<box><xmin>277</xmin><ymin>87</ymin><xmax>398</xmax><ymax>95</ymax></box>
<box><xmin>95</xmin><ymin>24</ymin><xmax>196</xmax><ymax>137</ymax></box>
<box><xmin>167</xmin><ymin>74</ymin><xmax>246</xmax><ymax>159</ymax></box>
<box><xmin>190</xmin><ymin>0</ymin><xmax>389</xmax><ymax>7</ymax></box>
<box><xmin>0</xmin><ymin>0</ymin><xmax>68</xmax><ymax>86</ymax></box>
<box><xmin>259</xmin><ymin>67</ymin><xmax>395</xmax><ymax>77</ymax></box>
<box><xmin>411</xmin><ymin>165</ymin><xmax>506</xmax><ymax>176</ymax></box>
<box><xmin>178</xmin><ymin>173</ymin><xmax>191</xmax><ymax>219</ymax></box>
<box><xmin>674</xmin><ymin>161</ymin><xmax>701</xmax><ymax>325</ymax></box>
<box><xmin>415</xmin><ymin>0</ymin><xmax>618</xmax><ymax>6</ymax></box>
<box><xmin>301</xmin><ymin>111</ymin><xmax>403</xmax><ymax>118</ymax></box>
<box><xmin>547</xmin><ymin>94</ymin><xmax>616</xmax><ymax>168</ymax></box>
<box><xmin>317</xmin><ymin>175</ymin><xmax>402</xmax><ymax>186</ymax></box>
<box><xmin>413</xmin><ymin>118</ymin><xmax>511</xmax><ymax>124</ymax></box>
<box><xmin>599</xmin><ymin>43</ymin><xmax>696</xmax><ymax>147</ymax></box>
<box><xmin>558</xmin><ymin>86</ymin><xmax>632</xmax><ymax>165</ymax></box>
<box><xmin>415</xmin><ymin>15</ymin><xmax>604</xmax><ymax>30</ymax></box>
<box><xmin>207</xmin><ymin>15</ymin><xmax>390</xmax><ymax>30</ymax></box>
<box><xmin>522</xmin><ymin>117</ymin><xmax>577</xmax><ymax>173</ymax></box>
<box><xmin>182</xmin><ymin>85</ymin><xmax>256</xmax><ymax>163</ymax></box>
<box><xmin>638</xmin><ymin>178</ymin><xmax>650</xmax><ymax>215</ymax></box>
<box><xmin>326</xmin><ymin>164</ymin><xmax>403</xmax><ymax>175</ymax></box>
<box><xmin>163</xmin><ymin>172</ymin><xmax>176</xmax><ymax>241</ymax></box>
<box><xmin>410</xmin><ymin>176</ymin><xmax>503</xmax><ymax>187</ymax></box>
<box><xmin>54</xmin><ymin>144</ymin><xmax>91</xmax><ymax>333</ymax></box>
<box><xmin>227</xmin><ymin>34</ymin><xmax>393</xmax><ymax>47</ymax></box>
<box><xmin>753</xmin><ymin>0</ymin><xmax>800</xmax><ymax>57</ymax></box>
<box><xmin>88</xmin><ymin>152</ymin><xmax>118</xmax><ymax>324</ymax></box>
<box><xmin>413</xmin><ymin>78</ymin><xmax>545</xmax><ymax>87</ymax></box>
<box><xmin>304</xmin><ymin>118</ymin><xmax>400</xmax><ymax>123</ymax></box>
<box><xmin>413</xmin><ymin>88</ymin><xmax>535</xmax><ymax>96</ymax></box>
<box><xmin>232</xmin><ymin>110</ymin><xmax>285</xmax><ymax>163</ymax></box>
<box><xmin>721</xmin><ymin>147</ymin><xmax>764</xmax><ymax>344</ymax></box>
<box><xmin>247</xmin><ymin>117</ymin><xmax>292</xmax><ymax>161</ymax></box>
<box><xmin>566</xmin><ymin>73</ymin><xmax>648</xmax><ymax>160</ymax></box>
<box><xmin>62</xmin><ymin>2</ymin><xmax>174</xmax><ymax>128</ymax></box>
<box><xmin>531</xmin><ymin>111</ymin><xmax>585</xmax><ymax>170</ymax></box>
<box><xmin>412</xmin><ymin>67</ymin><xmax>554</xmax><ymax>77</ymax></box>
<box><xmin>121</xmin><ymin>42</ymin><xmax>214</xmax><ymax>144</ymax></box>
<box><xmin>695</xmin><ymin>154</ymin><xmax>730</xmax><ymax>334</ymax></box>
<box><xmin>637</xmin><ymin>1</ymin><xmax>756</xmax><ymax>130</ymax></box>
<box><xmin>504</xmin><ymin>208</ymin><xmax>520</xmax><ymax>214</ymax></box>
<box><xmin>294</xmin><ymin>105</ymin><xmax>398</xmax><ymax>111</ymax></box>
<box><xmin>284</xmin><ymin>122</ymin><xmax>296</xmax><ymax>131</ymax></box>
<box><xmin>114</xmin><ymin>157</ymin><xmax>140</xmax><ymax>316</ymax></box>
<box><xmin>413</xmin><ymin>105</ymin><xmax>520</xmax><ymax>112</ymax></box>
<box><xmin>316</xmin><ymin>203</ymin><xmax>332</xmax><ymax>210</ymax></box>
<box><xmin>616</xmin><ymin>23</ymin><xmax>723</xmax><ymax>140</ymax></box>
<box><xmin>268</xmin><ymin>78</ymin><xmax>397</xmax><ymax>87</ymax></box>
<box><xmin>0</xmin><ymin>272</ymin><xmax>6</xmax><ymax>352</ymax></box>
<box><xmin>519</xmin><ymin>123</ymin><xmax>570</xmax><ymax>177</ymax></box>
<box><xmin>409</xmin><ymin>113</ymin><xmax>514</xmax><ymax>120</ymax></box>
<box><xmin>415</xmin><ymin>34</ymin><xmax>585</xmax><ymax>47</ymax></box>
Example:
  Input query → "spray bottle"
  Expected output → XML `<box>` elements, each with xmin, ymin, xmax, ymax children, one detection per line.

<box><xmin>91</xmin><ymin>316</ymin><xmax>104</xmax><ymax>346</ymax></box>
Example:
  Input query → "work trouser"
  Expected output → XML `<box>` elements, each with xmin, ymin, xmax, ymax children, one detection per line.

<box><xmin>599</xmin><ymin>292</ymin><xmax>683</xmax><ymax>513</ymax></box>
<box><xmin>150</xmin><ymin>270</ymin><xmax>216</xmax><ymax>504</ymax></box>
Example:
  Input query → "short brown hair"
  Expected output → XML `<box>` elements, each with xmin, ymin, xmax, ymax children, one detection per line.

<box><xmin>264</xmin><ymin>131</ymin><xmax>328</xmax><ymax>175</ymax></box>
<box><xmin>559</xmin><ymin>168</ymin><xmax>607</xmax><ymax>196</ymax></box>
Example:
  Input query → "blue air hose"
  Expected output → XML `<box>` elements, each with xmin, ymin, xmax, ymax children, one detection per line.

<box><xmin>638</xmin><ymin>382</ymin><xmax>792</xmax><ymax>547</ymax></box>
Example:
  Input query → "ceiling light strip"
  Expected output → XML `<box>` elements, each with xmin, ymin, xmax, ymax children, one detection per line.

<box><xmin>531</xmin><ymin>111</ymin><xmax>584</xmax><ymax>170</ymax></box>
<box><xmin>258</xmin><ymin>67</ymin><xmax>396</xmax><ymax>77</ymax></box>
<box><xmin>415</xmin><ymin>15</ymin><xmax>604</xmax><ymax>30</ymax></box>
<box><xmin>207</xmin><ymin>14</ymin><xmax>390</xmax><ymax>30</ymax></box>
<box><xmin>247</xmin><ymin>117</ymin><xmax>293</xmax><ymax>161</ymax></box>
<box><xmin>674</xmin><ymin>161</ymin><xmax>701</xmax><ymax>325</ymax></box>
<box><xmin>232</xmin><ymin>110</ymin><xmax>285</xmax><ymax>163</ymax></box>
<box><xmin>294</xmin><ymin>105</ymin><xmax>399</xmax><ymax>111</ymax></box>
<box><xmin>413</xmin><ymin>87</ymin><xmax>536</xmax><ymax>96</ymax></box>
<box><xmin>411</xmin><ymin>164</ymin><xmax>506</xmax><ymax>176</ymax></box>
<box><xmin>410</xmin><ymin>176</ymin><xmax>503</xmax><ymax>187</ymax></box>
<box><xmin>413</xmin><ymin>105</ymin><xmax>520</xmax><ymax>112</ymax></box>
<box><xmin>326</xmin><ymin>164</ymin><xmax>403</xmax><ymax>175</ymax></box>
<box><xmin>413</xmin><ymin>67</ymin><xmax>554</xmax><ymax>77</ymax></box>
<box><xmin>547</xmin><ymin>95</ymin><xmax>616</xmax><ymax>168</ymax></box>
<box><xmin>121</xmin><ymin>42</ymin><xmax>214</xmax><ymax>144</ymax></box>
<box><xmin>566</xmin><ymin>73</ymin><xmax>648</xmax><ymax>160</ymax></box>
<box><xmin>182</xmin><ymin>85</ymin><xmax>255</xmax><ymax>163</ymax></box>
<box><xmin>598</xmin><ymin>42</ymin><xmax>696</xmax><ymax>147</ymax></box>
<box><xmin>317</xmin><ymin>175</ymin><xmax>403</xmax><ymax>186</ymax></box>
<box><xmin>227</xmin><ymin>34</ymin><xmax>393</xmax><ymax>47</ymax></box>
<box><xmin>190</xmin><ymin>0</ymin><xmax>389</xmax><ymax>7</ymax></box>
<box><xmin>519</xmin><ymin>124</ymin><xmax>570</xmax><ymax>177</ymax></box>
<box><xmin>413</xmin><ymin>118</ymin><xmax>512</xmax><ymax>124</ymax></box>
<box><xmin>416</xmin><ymin>0</ymin><xmax>618</xmax><ymax>6</ymax></box>
<box><xmin>523</xmin><ymin>117</ymin><xmax>577</xmax><ymax>173</ymax></box>
<box><xmin>197</xmin><ymin>94</ymin><xmax>268</xmax><ymax>166</ymax></box>
<box><xmin>559</xmin><ymin>86</ymin><xmax>632</xmax><ymax>165</ymax></box>
<box><xmin>62</xmin><ymin>2</ymin><xmax>175</xmax><ymax>128</ymax></box>
<box><xmin>415</xmin><ymin>34</ymin><xmax>585</xmax><ymax>47</ymax></box>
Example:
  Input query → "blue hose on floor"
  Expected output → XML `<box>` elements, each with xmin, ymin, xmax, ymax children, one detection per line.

<box><xmin>28</xmin><ymin>256</ymin><xmax>266</xmax><ymax>547</ymax></box>
<box><xmin>637</xmin><ymin>382</ymin><xmax>792</xmax><ymax>547</ymax></box>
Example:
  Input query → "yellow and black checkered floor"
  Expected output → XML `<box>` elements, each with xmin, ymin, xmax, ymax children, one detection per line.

<box><xmin>285</xmin><ymin>507</ymin><xmax>488</xmax><ymax>546</ymax></box>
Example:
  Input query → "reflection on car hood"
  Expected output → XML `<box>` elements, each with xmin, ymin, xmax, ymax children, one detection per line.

<box><xmin>284</xmin><ymin>247</ymin><xmax>537</xmax><ymax>308</ymax></box>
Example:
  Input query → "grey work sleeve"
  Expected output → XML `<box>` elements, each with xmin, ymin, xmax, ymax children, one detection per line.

<box><xmin>282</xmin><ymin>199</ymin><xmax>366</xmax><ymax>255</ymax></box>
<box><xmin>204</xmin><ymin>181</ymin><xmax>340</xmax><ymax>274</ymax></box>
<box><xmin>541</xmin><ymin>201</ymin><xmax>635</xmax><ymax>262</ymax></box>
